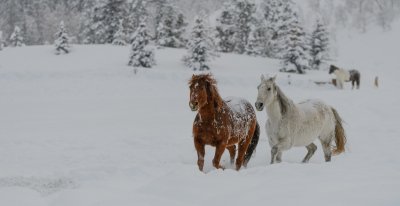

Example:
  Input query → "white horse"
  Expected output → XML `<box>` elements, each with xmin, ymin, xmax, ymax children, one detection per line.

<box><xmin>255</xmin><ymin>75</ymin><xmax>347</xmax><ymax>164</ymax></box>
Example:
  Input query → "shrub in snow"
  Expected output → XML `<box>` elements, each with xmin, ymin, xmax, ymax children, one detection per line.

<box><xmin>183</xmin><ymin>17</ymin><xmax>217</xmax><ymax>71</ymax></box>
<box><xmin>309</xmin><ymin>19</ymin><xmax>329</xmax><ymax>70</ymax></box>
<box><xmin>112</xmin><ymin>19</ymin><xmax>127</xmax><ymax>46</ymax></box>
<box><xmin>9</xmin><ymin>26</ymin><xmax>24</xmax><ymax>47</ymax></box>
<box><xmin>54</xmin><ymin>21</ymin><xmax>70</xmax><ymax>54</ymax></box>
<box><xmin>128</xmin><ymin>22</ymin><xmax>156</xmax><ymax>68</ymax></box>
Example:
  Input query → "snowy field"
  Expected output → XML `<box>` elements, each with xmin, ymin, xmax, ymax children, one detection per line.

<box><xmin>1</xmin><ymin>26</ymin><xmax>400</xmax><ymax>205</ymax></box>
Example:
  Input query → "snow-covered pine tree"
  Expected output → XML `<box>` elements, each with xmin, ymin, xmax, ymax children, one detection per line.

<box><xmin>309</xmin><ymin>19</ymin><xmax>329</xmax><ymax>70</ymax></box>
<box><xmin>264</xmin><ymin>0</ymin><xmax>293</xmax><ymax>58</ymax></box>
<box><xmin>112</xmin><ymin>19</ymin><xmax>127</xmax><ymax>45</ymax></box>
<box><xmin>215</xmin><ymin>2</ymin><xmax>236</xmax><ymax>53</ymax></box>
<box><xmin>183</xmin><ymin>17</ymin><xmax>217</xmax><ymax>71</ymax></box>
<box><xmin>232</xmin><ymin>0</ymin><xmax>256</xmax><ymax>54</ymax></box>
<box><xmin>156</xmin><ymin>2</ymin><xmax>187</xmax><ymax>48</ymax></box>
<box><xmin>124</xmin><ymin>0</ymin><xmax>148</xmax><ymax>43</ymax></box>
<box><xmin>9</xmin><ymin>26</ymin><xmax>24</xmax><ymax>47</ymax></box>
<box><xmin>0</xmin><ymin>31</ymin><xmax>3</xmax><ymax>51</ymax></box>
<box><xmin>128</xmin><ymin>21</ymin><xmax>156</xmax><ymax>68</ymax></box>
<box><xmin>84</xmin><ymin>0</ymin><xmax>127</xmax><ymax>44</ymax></box>
<box><xmin>54</xmin><ymin>21</ymin><xmax>70</xmax><ymax>54</ymax></box>
<box><xmin>280</xmin><ymin>14</ymin><xmax>310</xmax><ymax>74</ymax></box>
<box><xmin>245</xmin><ymin>26</ymin><xmax>264</xmax><ymax>56</ymax></box>
<box><xmin>174</xmin><ymin>13</ymin><xmax>188</xmax><ymax>46</ymax></box>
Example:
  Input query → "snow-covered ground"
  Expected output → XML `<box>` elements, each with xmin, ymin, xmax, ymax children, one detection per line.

<box><xmin>1</xmin><ymin>24</ymin><xmax>400</xmax><ymax>205</ymax></box>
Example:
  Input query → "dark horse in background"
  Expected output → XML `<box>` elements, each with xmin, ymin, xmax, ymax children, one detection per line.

<box><xmin>188</xmin><ymin>74</ymin><xmax>260</xmax><ymax>171</ymax></box>
<box><xmin>329</xmin><ymin>65</ymin><xmax>361</xmax><ymax>89</ymax></box>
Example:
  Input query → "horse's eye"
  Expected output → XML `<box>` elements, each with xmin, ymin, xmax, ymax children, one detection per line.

<box><xmin>267</xmin><ymin>88</ymin><xmax>271</xmax><ymax>91</ymax></box>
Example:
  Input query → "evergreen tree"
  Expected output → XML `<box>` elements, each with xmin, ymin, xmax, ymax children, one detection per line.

<box><xmin>128</xmin><ymin>21</ymin><xmax>156</xmax><ymax>68</ymax></box>
<box><xmin>215</xmin><ymin>2</ymin><xmax>236</xmax><ymax>53</ymax></box>
<box><xmin>183</xmin><ymin>17</ymin><xmax>217</xmax><ymax>71</ymax></box>
<box><xmin>54</xmin><ymin>21</ymin><xmax>70</xmax><ymax>54</ymax></box>
<box><xmin>264</xmin><ymin>0</ymin><xmax>294</xmax><ymax>58</ymax></box>
<box><xmin>156</xmin><ymin>2</ymin><xmax>187</xmax><ymax>48</ymax></box>
<box><xmin>124</xmin><ymin>0</ymin><xmax>148</xmax><ymax>43</ymax></box>
<box><xmin>9</xmin><ymin>26</ymin><xmax>24</xmax><ymax>47</ymax></box>
<box><xmin>84</xmin><ymin>0</ymin><xmax>127</xmax><ymax>44</ymax></box>
<box><xmin>245</xmin><ymin>26</ymin><xmax>264</xmax><ymax>56</ymax></box>
<box><xmin>280</xmin><ymin>15</ymin><xmax>310</xmax><ymax>74</ymax></box>
<box><xmin>232</xmin><ymin>0</ymin><xmax>256</xmax><ymax>54</ymax></box>
<box><xmin>0</xmin><ymin>31</ymin><xmax>3</xmax><ymax>51</ymax></box>
<box><xmin>309</xmin><ymin>19</ymin><xmax>329</xmax><ymax>70</ymax></box>
<box><xmin>112</xmin><ymin>19</ymin><xmax>127</xmax><ymax>45</ymax></box>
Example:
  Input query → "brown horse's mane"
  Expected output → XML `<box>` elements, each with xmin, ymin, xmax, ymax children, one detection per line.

<box><xmin>189</xmin><ymin>74</ymin><xmax>224</xmax><ymax>112</ymax></box>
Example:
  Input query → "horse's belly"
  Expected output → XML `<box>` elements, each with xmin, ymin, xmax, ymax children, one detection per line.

<box><xmin>293</xmin><ymin>133</ymin><xmax>318</xmax><ymax>147</ymax></box>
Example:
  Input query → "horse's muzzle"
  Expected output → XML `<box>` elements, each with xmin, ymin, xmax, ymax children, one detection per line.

<box><xmin>255</xmin><ymin>102</ymin><xmax>264</xmax><ymax>111</ymax></box>
<box><xmin>189</xmin><ymin>102</ymin><xmax>198</xmax><ymax>111</ymax></box>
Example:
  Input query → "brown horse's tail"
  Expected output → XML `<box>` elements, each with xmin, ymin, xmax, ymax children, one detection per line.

<box><xmin>244</xmin><ymin>122</ymin><xmax>260</xmax><ymax>166</ymax></box>
<box><xmin>331</xmin><ymin>108</ymin><xmax>347</xmax><ymax>155</ymax></box>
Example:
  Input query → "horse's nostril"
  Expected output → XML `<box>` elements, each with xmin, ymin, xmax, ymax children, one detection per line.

<box><xmin>255</xmin><ymin>102</ymin><xmax>263</xmax><ymax>109</ymax></box>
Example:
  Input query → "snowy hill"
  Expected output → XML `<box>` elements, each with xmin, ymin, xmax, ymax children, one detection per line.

<box><xmin>1</xmin><ymin>24</ymin><xmax>400</xmax><ymax>205</ymax></box>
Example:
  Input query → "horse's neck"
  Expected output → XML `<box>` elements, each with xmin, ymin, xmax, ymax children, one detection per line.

<box><xmin>198</xmin><ymin>98</ymin><xmax>224</xmax><ymax>122</ymax></box>
<box><xmin>266</xmin><ymin>99</ymin><xmax>283</xmax><ymax>123</ymax></box>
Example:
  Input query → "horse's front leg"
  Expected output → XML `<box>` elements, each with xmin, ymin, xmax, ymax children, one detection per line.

<box><xmin>194</xmin><ymin>140</ymin><xmax>205</xmax><ymax>171</ymax></box>
<box><xmin>271</xmin><ymin>138</ymin><xmax>291</xmax><ymax>164</ymax></box>
<box><xmin>213</xmin><ymin>143</ymin><xmax>227</xmax><ymax>170</ymax></box>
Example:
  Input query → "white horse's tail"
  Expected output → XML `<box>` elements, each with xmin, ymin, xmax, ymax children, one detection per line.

<box><xmin>331</xmin><ymin>108</ymin><xmax>347</xmax><ymax>155</ymax></box>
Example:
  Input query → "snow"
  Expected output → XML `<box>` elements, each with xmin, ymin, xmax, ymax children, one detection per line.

<box><xmin>1</xmin><ymin>24</ymin><xmax>400</xmax><ymax>205</ymax></box>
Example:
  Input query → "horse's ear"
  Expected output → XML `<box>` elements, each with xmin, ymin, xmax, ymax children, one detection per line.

<box><xmin>271</xmin><ymin>75</ymin><xmax>277</xmax><ymax>82</ymax></box>
<box><xmin>261</xmin><ymin>74</ymin><xmax>265</xmax><ymax>81</ymax></box>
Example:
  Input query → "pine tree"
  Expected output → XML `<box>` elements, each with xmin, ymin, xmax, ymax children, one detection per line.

<box><xmin>232</xmin><ymin>0</ymin><xmax>257</xmax><ymax>54</ymax></box>
<box><xmin>9</xmin><ymin>26</ymin><xmax>24</xmax><ymax>47</ymax></box>
<box><xmin>264</xmin><ymin>0</ymin><xmax>294</xmax><ymax>58</ymax></box>
<box><xmin>245</xmin><ymin>26</ymin><xmax>264</xmax><ymax>56</ymax></box>
<box><xmin>112</xmin><ymin>19</ymin><xmax>127</xmax><ymax>45</ymax></box>
<box><xmin>0</xmin><ymin>31</ymin><xmax>3</xmax><ymax>51</ymax></box>
<box><xmin>124</xmin><ymin>0</ymin><xmax>148</xmax><ymax>43</ymax></box>
<box><xmin>54</xmin><ymin>21</ymin><xmax>70</xmax><ymax>54</ymax></box>
<box><xmin>84</xmin><ymin>0</ymin><xmax>127</xmax><ymax>44</ymax></box>
<box><xmin>183</xmin><ymin>17</ymin><xmax>217</xmax><ymax>71</ymax></box>
<box><xmin>280</xmin><ymin>15</ymin><xmax>310</xmax><ymax>74</ymax></box>
<box><xmin>128</xmin><ymin>21</ymin><xmax>156</xmax><ymax>68</ymax></box>
<box><xmin>156</xmin><ymin>2</ymin><xmax>187</xmax><ymax>48</ymax></box>
<box><xmin>215</xmin><ymin>2</ymin><xmax>236</xmax><ymax>53</ymax></box>
<box><xmin>309</xmin><ymin>19</ymin><xmax>329</xmax><ymax>70</ymax></box>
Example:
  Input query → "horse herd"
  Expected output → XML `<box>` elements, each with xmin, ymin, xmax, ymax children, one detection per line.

<box><xmin>188</xmin><ymin>73</ymin><xmax>347</xmax><ymax>172</ymax></box>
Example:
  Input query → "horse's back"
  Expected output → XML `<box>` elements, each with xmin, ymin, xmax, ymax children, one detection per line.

<box><xmin>224</xmin><ymin>97</ymin><xmax>256</xmax><ymax>117</ymax></box>
<box><xmin>292</xmin><ymin>99</ymin><xmax>335</xmax><ymax>146</ymax></box>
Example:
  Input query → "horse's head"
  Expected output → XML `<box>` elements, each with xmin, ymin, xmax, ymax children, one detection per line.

<box><xmin>255</xmin><ymin>74</ymin><xmax>277</xmax><ymax>111</ymax></box>
<box><xmin>329</xmin><ymin>65</ymin><xmax>338</xmax><ymax>74</ymax></box>
<box><xmin>188</xmin><ymin>74</ymin><xmax>221</xmax><ymax>112</ymax></box>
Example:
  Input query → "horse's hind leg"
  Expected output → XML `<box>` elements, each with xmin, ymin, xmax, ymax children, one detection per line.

<box><xmin>226</xmin><ymin>145</ymin><xmax>236</xmax><ymax>165</ymax></box>
<box><xmin>321</xmin><ymin>142</ymin><xmax>332</xmax><ymax>162</ymax></box>
<box><xmin>236</xmin><ymin>138</ymin><xmax>252</xmax><ymax>170</ymax></box>
<box><xmin>302</xmin><ymin>143</ymin><xmax>317</xmax><ymax>163</ymax></box>
<box><xmin>276</xmin><ymin>152</ymin><xmax>282</xmax><ymax>163</ymax></box>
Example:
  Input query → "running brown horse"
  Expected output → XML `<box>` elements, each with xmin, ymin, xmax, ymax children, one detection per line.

<box><xmin>188</xmin><ymin>74</ymin><xmax>260</xmax><ymax>171</ymax></box>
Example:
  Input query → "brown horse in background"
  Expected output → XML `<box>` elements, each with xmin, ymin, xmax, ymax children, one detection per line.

<box><xmin>188</xmin><ymin>74</ymin><xmax>260</xmax><ymax>171</ymax></box>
